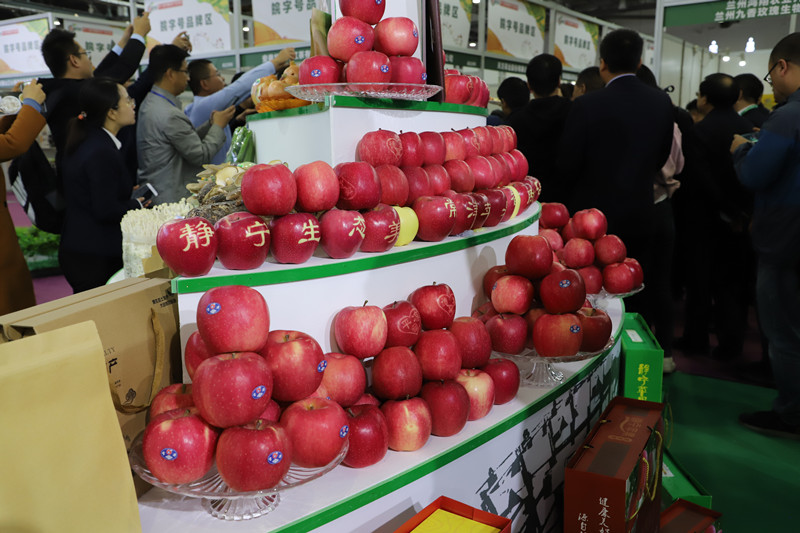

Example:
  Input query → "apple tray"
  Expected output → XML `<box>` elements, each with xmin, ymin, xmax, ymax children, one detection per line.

<box><xmin>586</xmin><ymin>283</ymin><xmax>645</xmax><ymax>305</ymax></box>
<box><xmin>129</xmin><ymin>431</ymin><xmax>348</xmax><ymax>521</ymax></box>
<box><xmin>286</xmin><ymin>82</ymin><xmax>442</xmax><ymax>102</ymax></box>
<box><xmin>503</xmin><ymin>336</ymin><xmax>616</xmax><ymax>388</ymax></box>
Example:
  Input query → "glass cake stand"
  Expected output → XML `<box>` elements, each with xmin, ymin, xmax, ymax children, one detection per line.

<box><xmin>586</xmin><ymin>283</ymin><xmax>645</xmax><ymax>306</ymax></box>
<box><xmin>129</xmin><ymin>432</ymin><xmax>348</xmax><ymax>521</ymax></box>
<box><xmin>286</xmin><ymin>82</ymin><xmax>442</xmax><ymax>102</ymax></box>
<box><xmin>505</xmin><ymin>337</ymin><xmax>616</xmax><ymax>387</ymax></box>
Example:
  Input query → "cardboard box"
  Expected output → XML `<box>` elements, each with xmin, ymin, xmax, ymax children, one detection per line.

<box><xmin>621</xmin><ymin>313</ymin><xmax>663</xmax><ymax>402</ymax></box>
<box><xmin>565</xmin><ymin>396</ymin><xmax>665</xmax><ymax>533</ymax></box>
<box><xmin>393</xmin><ymin>496</ymin><xmax>511</xmax><ymax>533</ymax></box>
<box><xmin>660</xmin><ymin>499</ymin><xmax>721</xmax><ymax>533</ymax></box>
<box><xmin>661</xmin><ymin>449</ymin><xmax>712</xmax><ymax>509</ymax></box>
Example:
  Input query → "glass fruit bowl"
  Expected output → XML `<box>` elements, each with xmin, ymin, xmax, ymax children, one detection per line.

<box><xmin>503</xmin><ymin>336</ymin><xmax>615</xmax><ymax>387</ymax></box>
<box><xmin>286</xmin><ymin>82</ymin><xmax>442</xmax><ymax>102</ymax></box>
<box><xmin>129</xmin><ymin>431</ymin><xmax>348</xmax><ymax>521</ymax></box>
<box><xmin>587</xmin><ymin>283</ymin><xmax>645</xmax><ymax>305</ymax></box>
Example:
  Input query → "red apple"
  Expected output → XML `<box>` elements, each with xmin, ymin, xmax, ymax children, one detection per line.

<box><xmin>382</xmin><ymin>300</ymin><xmax>422</xmax><ymax>348</ymax></box>
<box><xmin>184</xmin><ymin>330</ymin><xmax>216</xmax><ymax>380</ymax></box>
<box><xmin>142</xmin><ymin>407</ymin><xmax>218</xmax><ymax>484</ymax></box>
<box><xmin>409</xmin><ymin>282</ymin><xmax>456</xmax><ymax>330</ymax></box>
<box><xmin>420</xmin><ymin>380</ymin><xmax>470</xmax><ymax>437</ymax></box>
<box><xmin>441</xmin><ymin>190</ymin><xmax>478</xmax><ymax>235</ymax></box>
<box><xmin>399</xmin><ymin>131</ymin><xmax>424</xmax><ymax>167</ymax></box>
<box><xmin>215</xmin><ymin>419</ymin><xmax>292</xmax><ymax>491</ymax></box>
<box><xmin>360</xmin><ymin>203</ymin><xmax>401</xmax><ymax>252</ymax></box>
<box><xmin>156</xmin><ymin>217</ymin><xmax>217</xmax><ymax>277</ymax></box>
<box><xmin>499</xmin><ymin>185</ymin><xmax>521</xmax><ymax>222</ymax></box>
<box><xmin>577</xmin><ymin>307</ymin><xmax>612</xmax><ymax>352</ymax></box>
<box><xmin>538</xmin><ymin>269</ymin><xmax>587</xmax><ymax>314</ymax></box>
<box><xmin>402</xmin><ymin>166</ymin><xmax>432</xmax><ymax>205</ymax></box>
<box><xmin>524</xmin><ymin>305</ymin><xmax>547</xmax><ymax>348</ymax></box>
<box><xmin>454</xmin><ymin>368</ymin><xmax>495</xmax><ymax>420</ymax></box>
<box><xmin>389</xmin><ymin>55</ymin><xmax>426</xmax><ymax>85</ymax></box>
<box><xmin>562</xmin><ymin>238</ymin><xmax>595</xmax><ymax>268</ymax></box>
<box><xmin>353</xmin><ymin>392</ymin><xmax>380</xmax><ymax>407</ymax></box>
<box><xmin>524</xmin><ymin>176</ymin><xmax>542</xmax><ymax>202</ymax></box>
<box><xmin>413</xmin><ymin>329</ymin><xmax>462</xmax><ymax>381</ymax></box>
<box><xmin>192</xmin><ymin>352</ymin><xmax>273</xmax><ymax>427</ymax></box>
<box><xmin>280</xmin><ymin>397</ymin><xmax>350</xmax><ymax>467</ymax></box>
<box><xmin>469</xmin><ymin>192</ymin><xmax>491</xmax><ymax>229</ymax></box>
<box><xmin>347</xmin><ymin>51</ymin><xmax>392</xmax><ymax>91</ymax></box>
<box><xmin>269</xmin><ymin>212</ymin><xmax>320</xmax><ymax>264</ymax></box>
<box><xmin>334</xmin><ymin>303</ymin><xmax>388</xmax><ymax>359</ymax></box>
<box><xmin>456</xmin><ymin>127</ymin><xmax>482</xmax><ymax>158</ymax></box>
<box><xmin>196</xmin><ymin>285</ymin><xmax>269</xmax><ymax>354</ymax></box>
<box><xmin>213</xmin><ymin>212</ymin><xmax>270</xmax><ymax>270</ymax></box>
<box><xmin>532</xmin><ymin>313</ymin><xmax>583</xmax><ymax>358</ymax></box>
<box><xmin>465</xmin><ymin>155</ymin><xmax>496</xmax><ymax>190</ymax></box>
<box><xmin>578</xmin><ymin>265</ymin><xmax>604</xmax><ymax>294</ymax></box>
<box><xmin>603</xmin><ymin>262</ymin><xmax>635</xmax><ymax>294</ymax></box>
<box><xmin>485</xmin><ymin>313</ymin><xmax>528</xmax><ymax>355</ymax></box>
<box><xmin>261</xmin><ymin>330</ymin><xmax>325</xmax><ymax>402</ymax></box>
<box><xmin>380</xmin><ymin>397</ymin><xmax>432</xmax><ymax>451</ymax></box>
<box><xmin>441</xmin><ymin>130</ymin><xmax>467</xmax><ymax>162</ymax></box>
<box><xmin>449</xmin><ymin>316</ymin><xmax>492</xmax><ymax>368</ymax></box>
<box><xmin>572</xmin><ymin>208</ymin><xmax>608</xmax><ymax>240</ymax></box>
<box><xmin>540</xmin><ymin>202</ymin><xmax>570</xmax><ymax>230</ymax></box>
<box><xmin>486</xmin><ymin>155</ymin><xmax>510</xmax><ymax>187</ymax></box>
<box><xmin>327</xmin><ymin>16</ymin><xmax>374</xmax><ymax>62</ymax></box>
<box><xmin>624</xmin><ymin>257</ymin><xmax>644</xmax><ymax>287</ymax></box>
<box><xmin>150</xmin><ymin>383</ymin><xmax>194</xmax><ymax>418</ymax></box>
<box><xmin>375</xmin><ymin>164</ymin><xmax>409</xmax><ymax>206</ymax></box>
<box><xmin>483</xmin><ymin>264</ymin><xmax>510</xmax><ymax>298</ymax></box>
<box><xmin>480</xmin><ymin>358</ymin><xmax>520</xmax><ymax>404</ymax></box>
<box><xmin>539</xmin><ymin>228</ymin><xmax>564</xmax><ymax>252</ymax></box>
<box><xmin>294</xmin><ymin>160</ymin><xmax>340</xmax><ymax>213</ymax></box>
<box><xmin>339</xmin><ymin>0</ymin><xmax>386</xmax><ymax>25</ymax></box>
<box><xmin>444</xmin><ymin>74</ymin><xmax>474</xmax><ymax>104</ymax></box>
<box><xmin>241</xmin><ymin>163</ymin><xmax>297</xmax><ymax>216</ymax></box>
<box><xmin>371</xmin><ymin>346</ymin><xmax>423</xmax><ymax>400</ymax></box>
<box><xmin>356</xmin><ymin>130</ymin><xmax>403</xmax><ymax>167</ymax></box>
<box><xmin>477</xmin><ymin>188</ymin><xmax>507</xmax><ymax>227</ymax></box>
<box><xmin>412</xmin><ymin>195</ymin><xmax>457</xmax><ymax>241</ymax></box>
<box><xmin>505</xmin><ymin>234</ymin><xmax>553</xmax><ymax>280</ymax></box>
<box><xmin>343</xmin><ymin>404</ymin><xmax>389</xmax><ymax>468</ymax></box>
<box><xmin>319</xmin><ymin>208</ymin><xmax>366</xmax><ymax>259</ymax></box>
<box><xmin>594</xmin><ymin>234</ymin><xmax>627</xmax><ymax>266</ymax></box>
<box><xmin>424</xmin><ymin>164</ymin><xmax>451</xmax><ymax>195</ymax></box>
<box><xmin>418</xmin><ymin>131</ymin><xmax>446</xmax><ymax>166</ymax></box>
<box><xmin>258</xmin><ymin>400</ymin><xmax>282</xmax><ymax>422</ymax></box>
<box><xmin>318</xmin><ymin>352</ymin><xmax>367</xmax><ymax>408</ymax></box>
<box><xmin>561</xmin><ymin>219</ymin><xmax>577</xmax><ymax>241</ymax></box>
<box><xmin>299</xmin><ymin>55</ymin><xmax>342</xmax><ymax>85</ymax></box>
<box><xmin>486</xmin><ymin>126</ymin><xmax>504</xmax><ymax>154</ymax></box>
<box><xmin>491</xmin><ymin>274</ymin><xmax>534</xmax><ymax>315</ymax></box>
<box><xmin>509</xmin><ymin>149</ymin><xmax>528</xmax><ymax>180</ymax></box>
<box><xmin>473</xmin><ymin>126</ymin><xmax>493</xmax><ymax>156</ymax></box>
<box><xmin>335</xmin><ymin>161</ymin><xmax>382</xmax><ymax>210</ymax></box>
<box><xmin>374</xmin><ymin>17</ymin><xmax>419</xmax><ymax>56</ymax></box>
<box><xmin>443</xmin><ymin>159</ymin><xmax>475</xmax><ymax>193</ymax></box>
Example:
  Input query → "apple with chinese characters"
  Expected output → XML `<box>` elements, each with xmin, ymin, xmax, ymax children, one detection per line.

<box><xmin>269</xmin><ymin>212</ymin><xmax>320</xmax><ymax>264</ymax></box>
<box><xmin>214</xmin><ymin>212</ymin><xmax>270</xmax><ymax>270</ymax></box>
<box><xmin>156</xmin><ymin>217</ymin><xmax>217</xmax><ymax>277</ymax></box>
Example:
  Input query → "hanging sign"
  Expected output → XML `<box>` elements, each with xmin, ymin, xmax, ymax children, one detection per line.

<box><xmin>145</xmin><ymin>0</ymin><xmax>231</xmax><ymax>53</ymax></box>
<box><xmin>440</xmin><ymin>0</ymin><xmax>472</xmax><ymax>49</ymax></box>
<box><xmin>252</xmin><ymin>0</ymin><xmax>318</xmax><ymax>46</ymax></box>
<box><xmin>65</xmin><ymin>20</ymin><xmax>126</xmax><ymax>63</ymax></box>
<box><xmin>553</xmin><ymin>12</ymin><xmax>599</xmax><ymax>70</ymax></box>
<box><xmin>0</xmin><ymin>17</ymin><xmax>50</xmax><ymax>75</ymax></box>
<box><xmin>486</xmin><ymin>0</ymin><xmax>546</xmax><ymax>59</ymax></box>
<box><xmin>643</xmin><ymin>39</ymin><xmax>655</xmax><ymax>69</ymax></box>
<box><xmin>665</xmin><ymin>0</ymin><xmax>800</xmax><ymax>27</ymax></box>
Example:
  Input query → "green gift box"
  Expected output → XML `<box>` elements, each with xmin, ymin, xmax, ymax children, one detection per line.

<box><xmin>661</xmin><ymin>449</ymin><xmax>713</xmax><ymax>509</ymax></box>
<box><xmin>620</xmin><ymin>313</ymin><xmax>663</xmax><ymax>402</ymax></box>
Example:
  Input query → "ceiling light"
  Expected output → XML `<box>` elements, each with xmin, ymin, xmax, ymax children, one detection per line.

<box><xmin>739</xmin><ymin>60</ymin><xmax>747</xmax><ymax>67</ymax></box>
<box><xmin>53</xmin><ymin>20</ymin><xmax>61</xmax><ymax>26</ymax></box>
<box><xmin>708</xmin><ymin>40</ymin><xmax>718</xmax><ymax>54</ymax></box>
<box><xmin>722</xmin><ymin>55</ymin><xmax>730</xmax><ymax>62</ymax></box>
<box><xmin>242</xmin><ymin>26</ymin><xmax>249</xmax><ymax>32</ymax></box>
<box><xmin>469</xmin><ymin>42</ymin><xmax>476</xmax><ymax>48</ymax></box>
<box><xmin>473</xmin><ymin>0</ymin><xmax>480</xmax><ymax>3</ymax></box>
<box><xmin>745</xmin><ymin>37</ymin><xmax>755</xmax><ymax>53</ymax></box>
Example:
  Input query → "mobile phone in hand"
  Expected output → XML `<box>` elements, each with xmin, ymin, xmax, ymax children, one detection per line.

<box><xmin>133</xmin><ymin>182</ymin><xmax>158</xmax><ymax>201</ymax></box>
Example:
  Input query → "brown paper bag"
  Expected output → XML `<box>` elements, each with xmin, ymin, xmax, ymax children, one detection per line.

<box><xmin>0</xmin><ymin>321</ymin><xmax>141</xmax><ymax>532</ymax></box>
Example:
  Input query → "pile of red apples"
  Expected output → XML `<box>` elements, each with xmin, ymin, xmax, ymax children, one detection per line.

<box><xmin>298</xmin><ymin>0</ymin><xmax>426</xmax><ymax>91</ymax></box>
<box><xmin>443</xmin><ymin>69</ymin><xmax>490</xmax><ymax>107</ymax></box>
<box><xmin>155</xmin><ymin>124</ymin><xmax>540</xmax><ymax>277</ymax></box>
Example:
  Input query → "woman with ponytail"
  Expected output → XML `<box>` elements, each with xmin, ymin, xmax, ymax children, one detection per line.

<box><xmin>58</xmin><ymin>77</ymin><xmax>147</xmax><ymax>293</ymax></box>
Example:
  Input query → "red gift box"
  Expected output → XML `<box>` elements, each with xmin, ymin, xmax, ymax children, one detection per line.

<box><xmin>565</xmin><ymin>396</ymin><xmax>665</xmax><ymax>533</ymax></box>
<box><xmin>393</xmin><ymin>496</ymin><xmax>511</xmax><ymax>533</ymax></box>
<box><xmin>660</xmin><ymin>498</ymin><xmax>722</xmax><ymax>533</ymax></box>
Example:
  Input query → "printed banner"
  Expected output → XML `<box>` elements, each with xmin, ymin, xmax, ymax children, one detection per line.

<box><xmin>553</xmin><ymin>12</ymin><xmax>599</xmax><ymax>70</ymax></box>
<box><xmin>440</xmin><ymin>0</ymin><xmax>472</xmax><ymax>49</ymax></box>
<box><xmin>252</xmin><ymin>0</ymin><xmax>318</xmax><ymax>46</ymax></box>
<box><xmin>145</xmin><ymin>0</ymin><xmax>231</xmax><ymax>53</ymax></box>
<box><xmin>665</xmin><ymin>0</ymin><xmax>800</xmax><ymax>27</ymax></box>
<box><xmin>65</xmin><ymin>20</ymin><xmax>126</xmax><ymax>64</ymax></box>
<box><xmin>643</xmin><ymin>39</ymin><xmax>655</xmax><ymax>69</ymax></box>
<box><xmin>0</xmin><ymin>17</ymin><xmax>50</xmax><ymax>75</ymax></box>
<box><xmin>486</xmin><ymin>0</ymin><xmax>546</xmax><ymax>59</ymax></box>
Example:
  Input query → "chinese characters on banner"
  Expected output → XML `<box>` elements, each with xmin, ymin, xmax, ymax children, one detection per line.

<box><xmin>486</xmin><ymin>0</ymin><xmax>545</xmax><ymax>59</ymax></box>
<box><xmin>553</xmin><ymin>12</ymin><xmax>599</xmax><ymax>69</ymax></box>
<box><xmin>439</xmin><ymin>0</ymin><xmax>472</xmax><ymax>49</ymax></box>
<box><xmin>252</xmin><ymin>0</ymin><xmax>317</xmax><ymax>46</ymax></box>
<box><xmin>643</xmin><ymin>40</ymin><xmax>655</xmax><ymax>69</ymax></box>
<box><xmin>146</xmin><ymin>0</ymin><xmax>231</xmax><ymax>54</ymax></box>
<box><xmin>66</xmin><ymin>21</ymin><xmax>126</xmax><ymax>64</ymax></box>
<box><xmin>0</xmin><ymin>18</ymin><xmax>50</xmax><ymax>74</ymax></box>
<box><xmin>715</xmin><ymin>0</ymin><xmax>800</xmax><ymax>23</ymax></box>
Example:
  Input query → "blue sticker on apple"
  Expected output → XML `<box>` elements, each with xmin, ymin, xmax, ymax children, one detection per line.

<box><xmin>559</xmin><ymin>280</ymin><xmax>571</xmax><ymax>288</ymax></box>
<box><xmin>376</xmin><ymin>0</ymin><xmax>382</xmax><ymax>4</ymax></box>
<box><xmin>570</xmin><ymin>325</ymin><xmax>581</xmax><ymax>334</ymax></box>
<box><xmin>317</xmin><ymin>360</ymin><xmax>328</xmax><ymax>373</ymax></box>
<box><xmin>355</xmin><ymin>35</ymin><xmax>365</xmax><ymax>44</ymax></box>
<box><xmin>252</xmin><ymin>385</ymin><xmax>267</xmax><ymax>399</ymax></box>
<box><xmin>311</xmin><ymin>69</ymin><xmax>321</xmax><ymax>77</ymax></box>
<box><xmin>339</xmin><ymin>425</ymin><xmax>349</xmax><ymax>438</ymax></box>
<box><xmin>413</xmin><ymin>29</ymin><xmax>418</xmax><ymax>38</ymax></box>
<box><xmin>160</xmin><ymin>448</ymin><xmax>178</xmax><ymax>461</ymax></box>
<box><xmin>267</xmin><ymin>451</ymin><xmax>283</xmax><ymax>465</ymax></box>
<box><xmin>205</xmin><ymin>302</ymin><xmax>221</xmax><ymax>315</ymax></box>
<box><xmin>380</xmin><ymin>64</ymin><xmax>390</xmax><ymax>73</ymax></box>
<box><xmin>422</xmin><ymin>73</ymin><xmax>428</xmax><ymax>81</ymax></box>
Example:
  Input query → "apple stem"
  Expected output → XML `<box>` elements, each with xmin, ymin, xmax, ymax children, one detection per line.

<box><xmin>347</xmin><ymin>407</ymin><xmax>355</xmax><ymax>416</ymax></box>
<box><xmin>255</xmin><ymin>418</ymin><xmax>264</xmax><ymax>430</ymax></box>
<box><xmin>284</xmin><ymin>334</ymin><xmax>290</xmax><ymax>342</ymax></box>
<box><xmin>363</xmin><ymin>300</ymin><xmax>368</xmax><ymax>307</ymax></box>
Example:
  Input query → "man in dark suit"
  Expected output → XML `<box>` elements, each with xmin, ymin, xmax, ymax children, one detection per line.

<box><xmin>733</xmin><ymin>73</ymin><xmax>770</xmax><ymax>129</ymax></box>
<box><xmin>557</xmin><ymin>29</ymin><xmax>674</xmax><ymax>316</ymax></box>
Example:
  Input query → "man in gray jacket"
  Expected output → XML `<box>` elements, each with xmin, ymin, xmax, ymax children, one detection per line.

<box><xmin>137</xmin><ymin>44</ymin><xmax>235</xmax><ymax>204</ymax></box>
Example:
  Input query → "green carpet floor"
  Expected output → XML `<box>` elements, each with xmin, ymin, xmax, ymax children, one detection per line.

<box><xmin>663</xmin><ymin>372</ymin><xmax>800</xmax><ymax>532</ymax></box>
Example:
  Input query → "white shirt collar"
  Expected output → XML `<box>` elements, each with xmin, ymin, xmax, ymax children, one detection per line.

<box><xmin>607</xmin><ymin>73</ymin><xmax>636</xmax><ymax>86</ymax></box>
<box><xmin>102</xmin><ymin>127</ymin><xmax>122</xmax><ymax>150</ymax></box>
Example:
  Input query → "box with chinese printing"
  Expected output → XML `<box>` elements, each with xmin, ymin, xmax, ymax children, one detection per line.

<box><xmin>661</xmin><ymin>449</ymin><xmax>713</xmax><ymax>509</ymax></box>
<box><xmin>393</xmin><ymin>496</ymin><xmax>511</xmax><ymax>533</ymax></box>
<box><xmin>621</xmin><ymin>313</ymin><xmax>663</xmax><ymax>402</ymax></box>
<box><xmin>565</xmin><ymin>396</ymin><xmax>665</xmax><ymax>533</ymax></box>
<box><xmin>660</xmin><ymin>498</ymin><xmax>721</xmax><ymax>532</ymax></box>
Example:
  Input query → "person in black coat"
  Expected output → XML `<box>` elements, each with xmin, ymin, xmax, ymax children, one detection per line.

<box><xmin>557</xmin><ymin>29</ymin><xmax>674</xmax><ymax>325</ymax></box>
<box><xmin>58</xmin><ymin>78</ymin><xmax>149</xmax><ymax>293</ymax></box>
<box><xmin>733</xmin><ymin>73</ymin><xmax>770</xmax><ymax>129</ymax></box>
